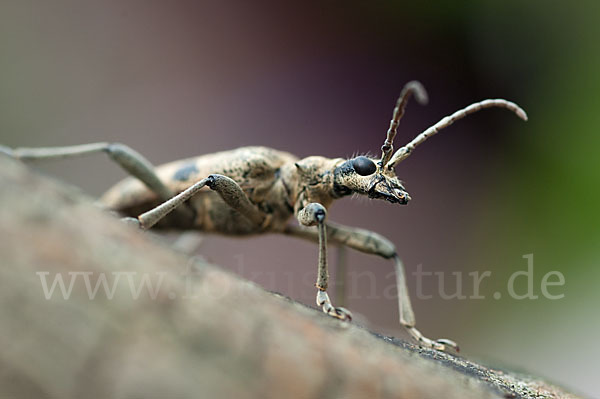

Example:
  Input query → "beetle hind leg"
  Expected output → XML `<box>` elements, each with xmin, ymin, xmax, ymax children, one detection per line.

<box><xmin>4</xmin><ymin>143</ymin><xmax>174</xmax><ymax>201</ymax></box>
<box><xmin>2</xmin><ymin>142</ymin><xmax>196</xmax><ymax>223</ymax></box>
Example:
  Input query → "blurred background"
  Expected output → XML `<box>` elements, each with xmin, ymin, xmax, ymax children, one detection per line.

<box><xmin>1</xmin><ymin>0</ymin><xmax>598</xmax><ymax>396</ymax></box>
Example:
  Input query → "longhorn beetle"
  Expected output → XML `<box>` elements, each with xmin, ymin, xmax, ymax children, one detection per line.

<box><xmin>2</xmin><ymin>81</ymin><xmax>527</xmax><ymax>352</ymax></box>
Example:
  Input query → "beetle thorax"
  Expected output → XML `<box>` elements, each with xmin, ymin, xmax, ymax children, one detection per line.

<box><xmin>292</xmin><ymin>156</ymin><xmax>342</xmax><ymax>211</ymax></box>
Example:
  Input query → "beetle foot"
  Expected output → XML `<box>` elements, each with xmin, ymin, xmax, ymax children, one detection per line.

<box><xmin>316</xmin><ymin>290</ymin><xmax>353</xmax><ymax>321</ymax></box>
<box><xmin>328</xmin><ymin>306</ymin><xmax>353</xmax><ymax>321</ymax></box>
<box><xmin>435</xmin><ymin>338</ymin><xmax>460</xmax><ymax>352</ymax></box>
<box><xmin>406</xmin><ymin>326</ymin><xmax>459</xmax><ymax>352</ymax></box>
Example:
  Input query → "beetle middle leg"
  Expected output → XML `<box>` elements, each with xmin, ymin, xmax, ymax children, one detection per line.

<box><xmin>297</xmin><ymin>203</ymin><xmax>353</xmax><ymax>321</ymax></box>
<box><xmin>284</xmin><ymin>222</ymin><xmax>459</xmax><ymax>352</ymax></box>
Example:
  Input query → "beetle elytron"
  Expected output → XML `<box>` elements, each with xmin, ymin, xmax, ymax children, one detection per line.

<box><xmin>2</xmin><ymin>81</ymin><xmax>527</xmax><ymax>352</ymax></box>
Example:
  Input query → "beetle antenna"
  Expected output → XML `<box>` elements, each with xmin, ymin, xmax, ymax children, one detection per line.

<box><xmin>387</xmin><ymin>98</ymin><xmax>528</xmax><ymax>168</ymax></box>
<box><xmin>380</xmin><ymin>81</ymin><xmax>428</xmax><ymax>168</ymax></box>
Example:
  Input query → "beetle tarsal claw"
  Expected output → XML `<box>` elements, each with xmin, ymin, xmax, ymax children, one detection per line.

<box><xmin>331</xmin><ymin>307</ymin><xmax>353</xmax><ymax>321</ymax></box>
<box><xmin>436</xmin><ymin>338</ymin><xmax>459</xmax><ymax>352</ymax></box>
<box><xmin>406</xmin><ymin>326</ymin><xmax>459</xmax><ymax>352</ymax></box>
<box><xmin>316</xmin><ymin>290</ymin><xmax>353</xmax><ymax>321</ymax></box>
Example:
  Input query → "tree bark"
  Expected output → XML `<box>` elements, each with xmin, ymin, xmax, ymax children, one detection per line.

<box><xmin>0</xmin><ymin>155</ymin><xmax>580</xmax><ymax>399</ymax></box>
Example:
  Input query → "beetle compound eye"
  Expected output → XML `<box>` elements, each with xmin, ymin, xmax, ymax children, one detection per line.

<box><xmin>352</xmin><ymin>156</ymin><xmax>376</xmax><ymax>176</ymax></box>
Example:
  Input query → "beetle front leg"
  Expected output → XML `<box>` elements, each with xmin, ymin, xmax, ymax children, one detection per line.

<box><xmin>285</xmin><ymin>222</ymin><xmax>458</xmax><ymax>352</ymax></box>
<box><xmin>297</xmin><ymin>203</ymin><xmax>352</xmax><ymax>322</ymax></box>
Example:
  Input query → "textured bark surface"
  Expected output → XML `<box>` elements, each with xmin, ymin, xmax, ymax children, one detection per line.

<box><xmin>0</xmin><ymin>155</ymin><xmax>580</xmax><ymax>399</ymax></box>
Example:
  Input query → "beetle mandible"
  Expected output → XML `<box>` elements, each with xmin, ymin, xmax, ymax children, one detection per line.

<box><xmin>2</xmin><ymin>81</ymin><xmax>527</xmax><ymax>352</ymax></box>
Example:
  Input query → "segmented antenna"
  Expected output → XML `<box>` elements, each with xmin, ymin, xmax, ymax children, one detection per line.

<box><xmin>379</xmin><ymin>81</ymin><xmax>428</xmax><ymax>168</ymax></box>
<box><xmin>387</xmin><ymin>98</ymin><xmax>528</xmax><ymax>168</ymax></box>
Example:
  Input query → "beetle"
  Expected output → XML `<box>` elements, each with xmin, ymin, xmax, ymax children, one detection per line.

<box><xmin>1</xmin><ymin>81</ymin><xmax>527</xmax><ymax>352</ymax></box>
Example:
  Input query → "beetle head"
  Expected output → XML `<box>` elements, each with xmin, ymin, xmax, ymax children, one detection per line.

<box><xmin>340</xmin><ymin>80</ymin><xmax>527</xmax><ymax>205</ymax></box>
<box><xmin>332</xmin><ymin>155</ymin><xmax>410</xmax><ymax>205</ymax></box>
<box><xmin>326</xmin><ymin>81</ymin><xmax>428</xmax><ymax>205</ymax></box>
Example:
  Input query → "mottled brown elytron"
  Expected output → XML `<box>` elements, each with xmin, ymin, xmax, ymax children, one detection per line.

<box><xmin>3</xmin><ymin>81</ymin><xmax>527</xmax><ymax>352</ymax></box>
<box><xmin>103</xmin><ymin>146</ymin><xmax>302</xmax><ymax>233</ymax></box>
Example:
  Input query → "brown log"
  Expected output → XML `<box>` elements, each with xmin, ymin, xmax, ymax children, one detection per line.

<box><xmin>0</xmin><ymin>155</ymin><xmax>579</xmax><ymax>399</ymax></box>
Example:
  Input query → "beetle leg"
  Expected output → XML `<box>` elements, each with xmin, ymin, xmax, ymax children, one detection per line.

<box><xmin>4</xmin><ymin>142</ymin><xmax>196</xmax><ymax>223</ymax></box>
<box><xmin>297</xmin><ymin>203</ymin><xmax>353</xmax><ymax>322</ymax></box>
<box><xmin>5</xmin><ymin>143</ymin><xmax>176</xmax><ymax>201</ymax></box>
<box><xmin>135</xmin><ymin>174</ymin><xmax>266</xmax><ymax>230</ymax></box>
<box><xmin>284</xmin><ymin>222</ymin><xmax>459</xmax><ymax>352</ymax></box>
<box><xmin>334</xmin><ymin>245</ymin><xmax>348</xmax><ymax>308</ymax></box>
